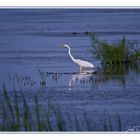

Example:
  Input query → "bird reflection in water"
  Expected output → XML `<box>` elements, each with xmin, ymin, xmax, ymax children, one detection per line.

<box><xmin>68</xmin><ymin>69</ymin><xmax>98</xmax><ymax>90</ymax></box>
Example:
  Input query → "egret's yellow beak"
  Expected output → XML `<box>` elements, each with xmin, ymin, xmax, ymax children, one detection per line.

<box><xmin>60</xmin><ymin>45</ymin><xmax>64</xmax><ymax>48</ymax></box>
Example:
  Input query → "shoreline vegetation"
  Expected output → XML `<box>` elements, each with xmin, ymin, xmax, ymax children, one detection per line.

<box><xmin>89</xmin><ymin>34</ymin><xmax>140</xmax><ymax>65</ymax></box>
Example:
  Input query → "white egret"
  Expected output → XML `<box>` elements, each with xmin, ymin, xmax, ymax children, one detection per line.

<box><xmin>61</xmin><ymin>44</ymin><xmax>95</xmax><ymax>70</ymax></box>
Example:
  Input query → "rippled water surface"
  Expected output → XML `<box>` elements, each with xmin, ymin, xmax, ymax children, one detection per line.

<box><xmin>0</xmin><ymin>9</ymin><xmax>140</xmax><ymax>131</ymax></box>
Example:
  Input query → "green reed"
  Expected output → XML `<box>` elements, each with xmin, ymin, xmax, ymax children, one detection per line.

<box><xmin>90</xmin><ymin>34</ymin><xmax>140</xmax><ymax>64</ymax></box>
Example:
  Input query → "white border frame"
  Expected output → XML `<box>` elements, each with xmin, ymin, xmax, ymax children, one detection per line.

<box><xmin>0</xmin><ymin>0</ymin><xmax>140</xmax><ymax>6</ymax></box>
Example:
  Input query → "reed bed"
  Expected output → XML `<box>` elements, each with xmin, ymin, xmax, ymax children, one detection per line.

<box><xmin>0</xmin><ymin>85</ymin><xmax>124</xmax><ymax>131</ymax></box>
<box><xmin>90</xmin><ymin>34</ymin><xmax>140</xmax><ymax>64</ymax></box>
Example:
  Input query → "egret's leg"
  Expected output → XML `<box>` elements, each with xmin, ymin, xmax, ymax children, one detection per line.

<box><xmin>80</xmin><ymin>67</ymin><xmax>83</xmax><ymax>72</ymax></box>
<box><xmin>80</xmin><ymin>67</ymin><xmax>82</xmax><ymax>72</ymax></box>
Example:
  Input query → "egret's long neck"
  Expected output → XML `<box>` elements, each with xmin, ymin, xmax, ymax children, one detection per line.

<box><xmin>67</xmin><ymin>46</ymin><xmax>76</xmax><ymax>62</ymax></box>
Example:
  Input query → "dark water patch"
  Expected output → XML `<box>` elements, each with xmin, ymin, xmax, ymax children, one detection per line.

<box><xmin>38</xmin><ymin>71</ymin><xmax>97</xmax><ymax>75</ymax></box>
<box><xmin>23</xmin><ymin>31</ymin><xmax>140</xmax><ymax>37</ymax></box>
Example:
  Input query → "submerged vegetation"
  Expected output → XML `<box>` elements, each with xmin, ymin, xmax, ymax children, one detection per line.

<box><xmin>90</xmin><ymin>34</ymin><xmax>140</xmax><ymax>64</ymax></box>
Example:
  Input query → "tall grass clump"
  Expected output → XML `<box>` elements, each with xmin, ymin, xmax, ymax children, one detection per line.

<box><xmin>90</xmin><ymin>34</ymin><xmax>140</xmax><ymax>64</ymax></box>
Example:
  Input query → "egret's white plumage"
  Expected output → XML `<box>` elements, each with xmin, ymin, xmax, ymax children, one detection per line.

<box><xmin>61</xmin><ymin>44</ymin><xmax>95</xmax><ymax>69</ymax></box>
<box><xmin>76</xmin><ymin>59</ymin><xmax>94</xmax><ymax>68</ymax></box>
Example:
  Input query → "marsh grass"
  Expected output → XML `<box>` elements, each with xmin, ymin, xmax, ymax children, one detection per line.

<box><xmin>90</xmin><ymin>34</ymin><xmax>140</xmax><ymax>64</ymax></box>
<box><xmin>34</xmin><ymin>96</ymin><xmax>47</xmax><ymax>131</ymax></box>
<box><xmin>0</xmin><ymin>85</ymin><xmax>66</xmax><ymax>131</ymax></box>
<box><xmin>116</xmin><ymin>113</ymin><xmax>122</xmax><ymax>131</ymax></box>
<box><xmin>14</xmin><ymin>90</ymin><xmax>20</xmax><ymax>130</ymax></box>
<box><xmin>22</xmin><ymin>94</ymin><xmax>32</xmax><ymax>131</ymax></box>
<box><xmin>0</xmin><ymin>85</ymin><xmax>124</xmax><ymax>131</ymax></box>
<box><xmin>101</xmin><ymin>113</ymin><xmax>122</xmax><ymax>131</ymax></box>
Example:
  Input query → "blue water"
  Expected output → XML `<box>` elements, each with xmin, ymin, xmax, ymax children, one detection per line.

<box><xmin>0</xmin><ymin>9</ymin><xmax>140</xmax><ymax>131</ymax></box>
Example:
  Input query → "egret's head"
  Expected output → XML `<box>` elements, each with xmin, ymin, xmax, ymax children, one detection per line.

<box><xmin>64</xmin><ymin>44</ymin><xmax>69</xmax><ymax>48</ymax></box>
<box><xmin>60</xmin><ymin>44</ymin><xmax>69</xmax><ymax>48</ymax></box>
